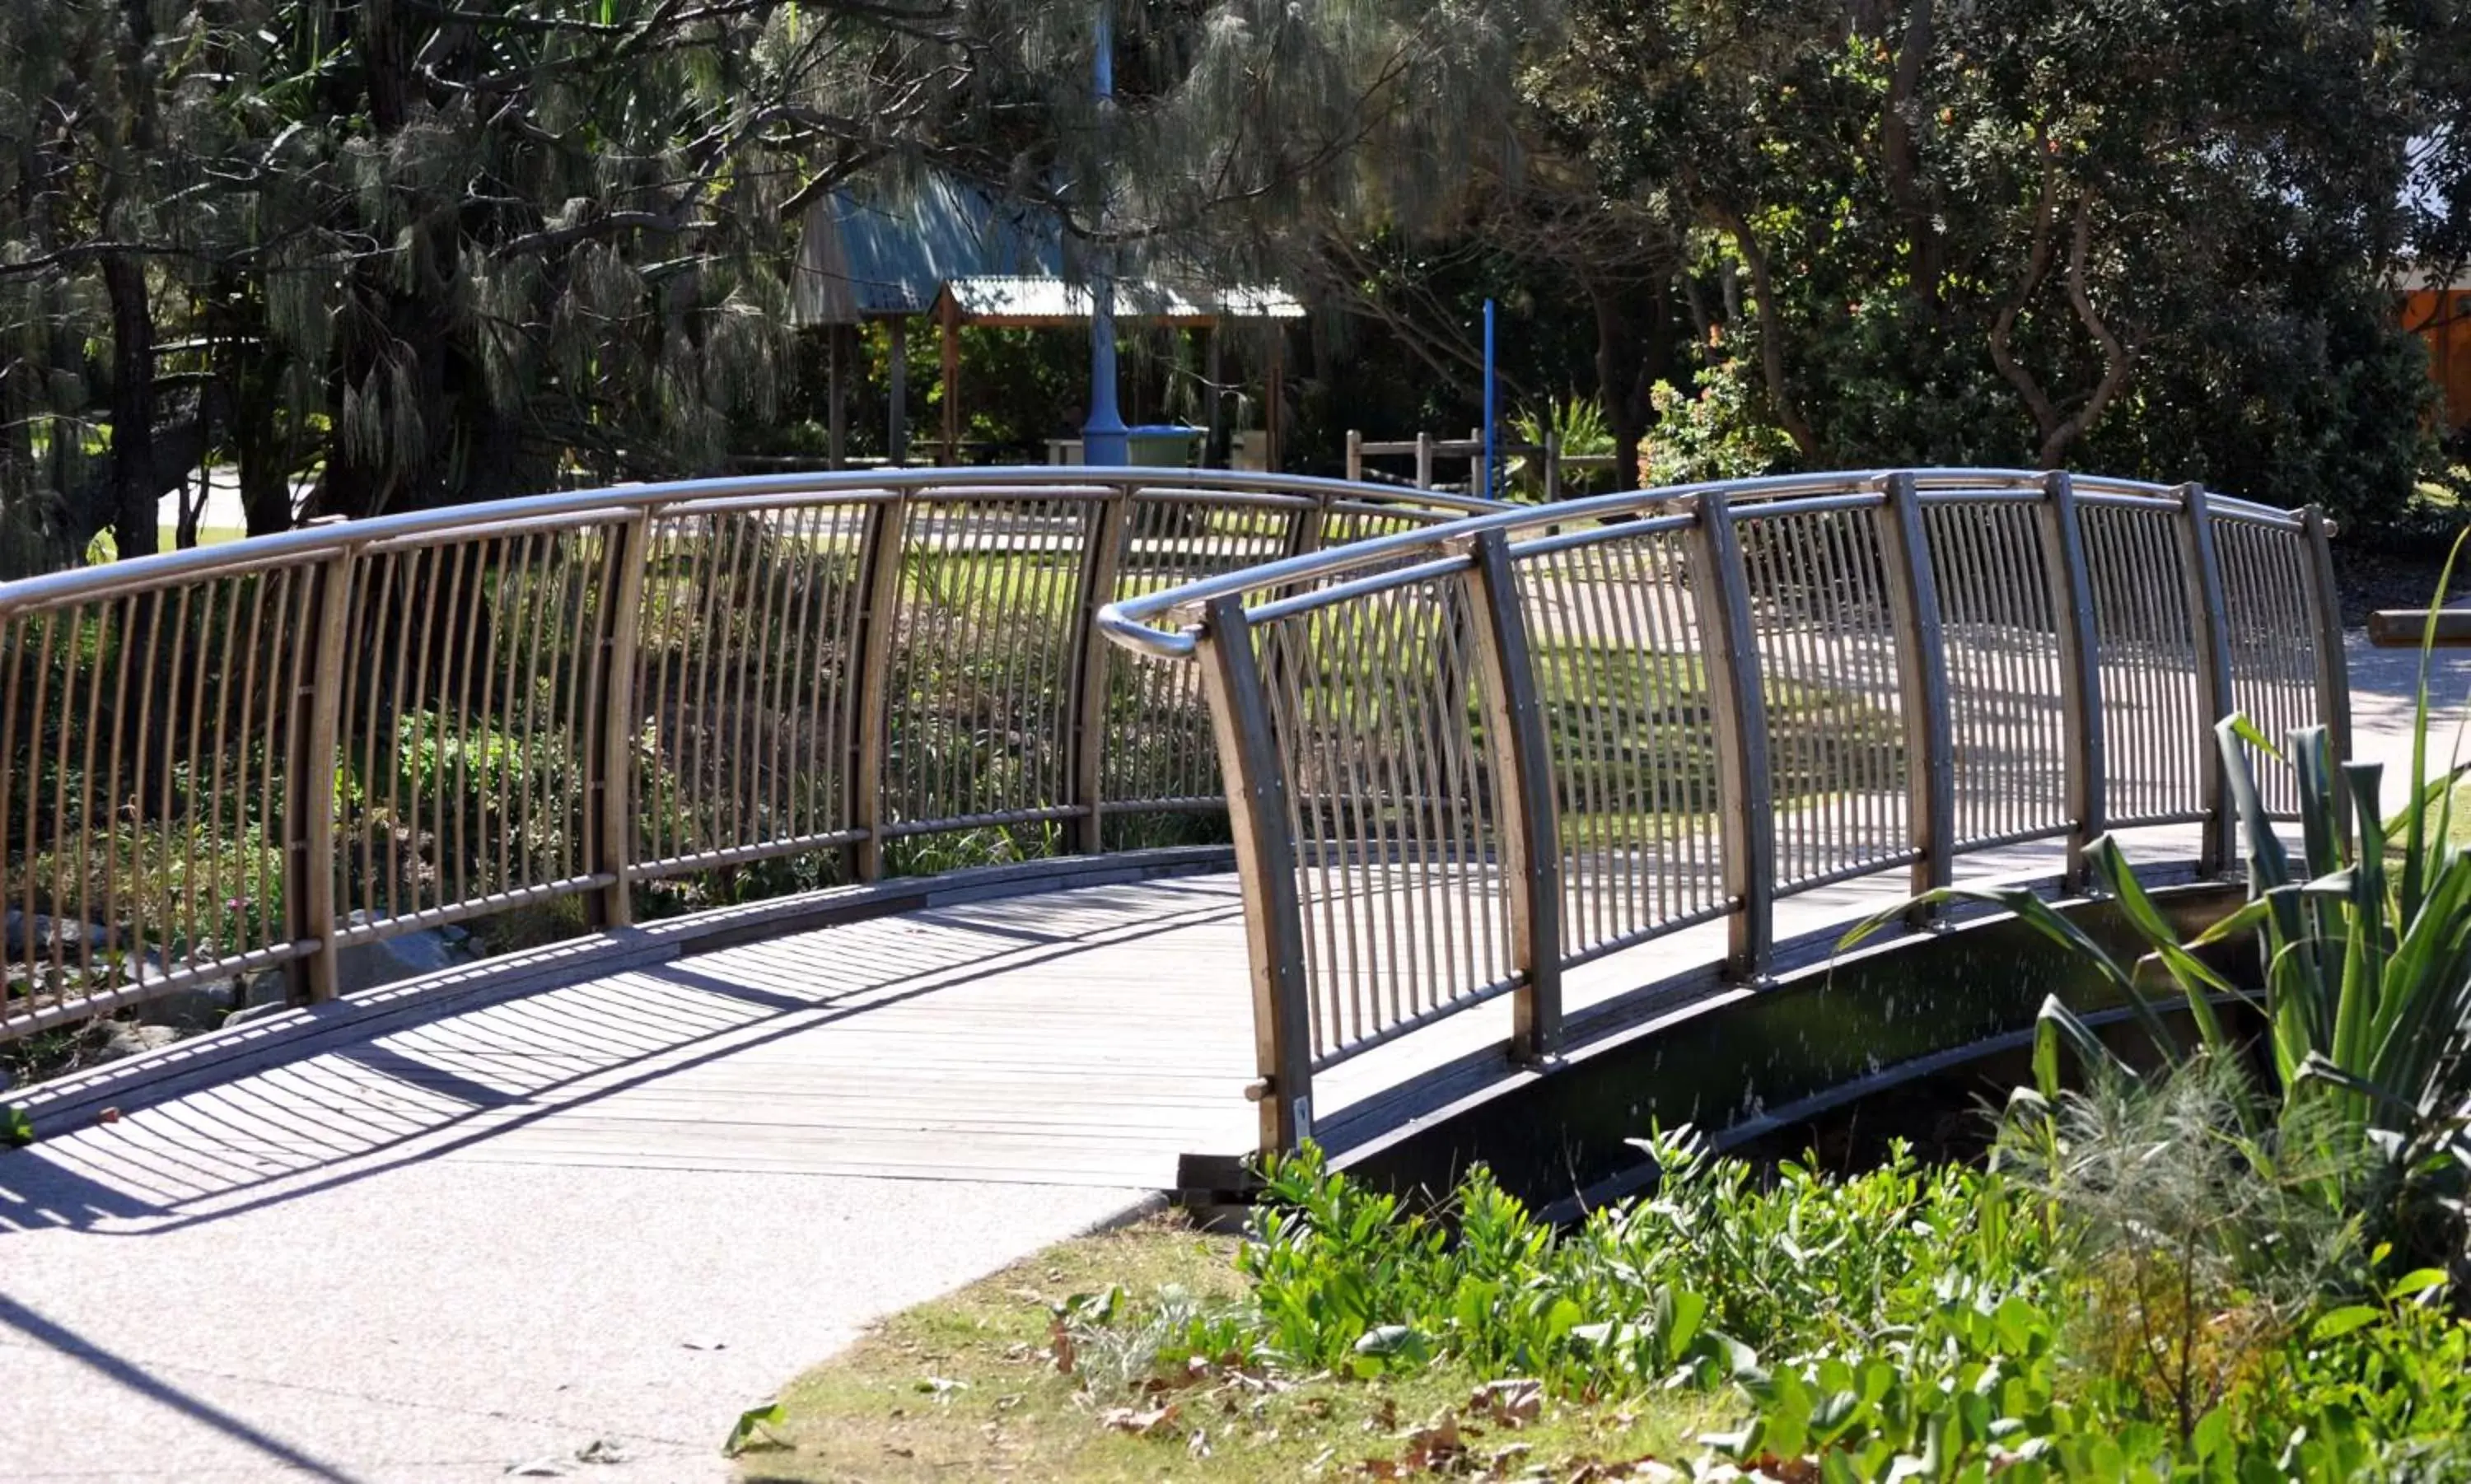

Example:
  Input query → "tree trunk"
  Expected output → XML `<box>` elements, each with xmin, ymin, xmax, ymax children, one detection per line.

<box><xmin>235</xmin><ymin>357</ymin><xmax>294</xmax><ymax>536</ymax></box>
<box><xmin>1588</xmin><ymin>277</ymin><xmax>1642</xmax><ymax>492</ymax></box>
<box><xmin>102</xmin><ymin>252</ymin><xmax>160</xmax><ymax>558</ymax></box>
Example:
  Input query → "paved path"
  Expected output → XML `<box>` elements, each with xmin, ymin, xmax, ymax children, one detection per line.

<box><xmin>0</xmin><ymin>636</ymin><xmax>2449</xmax><ymax>1482</ymax></box>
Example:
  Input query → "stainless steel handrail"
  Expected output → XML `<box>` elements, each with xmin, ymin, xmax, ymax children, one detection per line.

<box><xmin>1095</xmin><ymin>468</ymin><xmax>2346</xmax><ymax>1153</ymax></box>
<box><xmin>0</xmin><ymin>466</ymin><xmax>1505</xmax><ymax>620</ymax></box>
<box><xmin>0</xmin><ymin>467</ymin><xmax>1491</xmax><ymax>1043</ymax></box>
<box><xmin>1095</xmin><ymin>468</ymin><xmax>2296</xmax><ymax>661</ymax></box>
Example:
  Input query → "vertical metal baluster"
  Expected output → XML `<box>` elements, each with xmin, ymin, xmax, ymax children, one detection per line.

<box><xmin>465</xmin><ymin>542</ymin><xmax>509</xmax><ymax>902</ymax></box>
<box><xmin>129</xmin><ymin>593</ymin><xmax>166</xmax><ymax>979</ymax></box>
<box><xmin>169</xmin><ymin>590</ymin><xmax>202</xmax><ymax>970</ymax></box>
<box><xmin>2175</xmin><ymin>483</ymin><xmax>2235</xmax><ymax>873</ymax></box>
<box><xmin>511</xmin><ymin>533</ymin><xmax>560</xmax><ymax>890</ymax></box>
<box><xmin>1196</xmin><ymin>594</ymin><xmax>1313</xmax><ymax>1154</ymax></box>
<box><xmin>0</xmin><ymin>615</ymin><xmax>20</xmax><ymax>1010</ymax></box>
<box><xmin>679</xmin><ymin>516</ymin><xmax>730</xmax><ymax>862</ymax></box>
<box><xmin>591</xmin><ymin>514</ymin><xmax>652</xmax><ymax>926</ymax></box>
<box><xmin>1461</xmin><ymin>530</ymin><xmax>1562</xmax><ymax>1060</ymax></box>
<box><xmin>289</xmin><ymin>549</ymin><xmax>355</xmax><ymax>1001</ymax></box>
<box><xmin>1874</xmin><ymin>474</ymin><xmax>1954</xmax><ymax>908</ymax></box>
<box><xmin>441</xmin><ymin>542</ymin><xmax>482</xmax><ymax>913</ymax></box>
<box><xmin>1687</xmin><ymin>488</ymin><xmax>1773</xmax><ymax>978</ymax></box>
<box><xmin>712</xmin><ymin>516</ymin><xmax>758</xmax><ymax>857</ymax></box>
<box><xmin>100</xmin><ymin>598</ymin><xmax>136</xmax><ymax>992</ymax></box>
<box><xmin>848</xmin><ymin>495</ymin><xmax>909</xmax><ymax>881</ymax></box>
<box><xmin>2038</xmin><ymin>473</ymin><xmax>2105</xmax><ymax>886</ymax></box>
<box><xmin>2301</xmin><ymin>505</ymin><xmax>2352</xmax><ymax>814</ymax></box>
<box><xmin>251</xmin><ymin>573</ymin><xmax>294</xmax><ymax>959</ymax></box>
<box><xmin>772</xmin><ymin>505</ymin><xmax>824</xmax><ymax>843</ymax></box>
<box><xmin>19</xmin><ymin>616</ymin><xmax>52</xmax><ymax>992</ymax></box>
<box><xmin>1293</xmin><ymin>611</ymin><xmax>1353</xmax><ymax>1046</ymax></box>
<box><xmin>823</xmin><ymin>505</ymin><xmax>866</xmax><ymax>845</ymax></box>
<box><xmin>1389</xmin><ymin>592</ymin><xmax>1446</xmax><ymax>1019</ymax></box>
<box><xmin>72</xmin><ymin>604</ymin><xmax>108</xmax><ymax>984</ymax></box>
<box><xmin>646</xmin><ymin>521</ymin><xmax>684</xmax><ymax>868</ymax></box>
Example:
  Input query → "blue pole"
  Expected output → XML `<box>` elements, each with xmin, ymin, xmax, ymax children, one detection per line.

<box><xmin>1081</xmin><ymin>2</ymin><xmax>1130</xmax><ymax>467</ymax></box>
<box><xmin>1482</xmin><ymin>298</ymin><xmax>1497</xmax><ymax>499</ymax></box>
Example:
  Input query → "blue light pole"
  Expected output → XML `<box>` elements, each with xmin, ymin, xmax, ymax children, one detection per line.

<box><xmin>1081</xmin><ymin>2</ymin><xmax>1130</xmax><ymax>467</ymax></box>
<box><xmin>1481</xmin><ymin>298</ymin><xmax>1498</xmax><ymax>498</ymax></box>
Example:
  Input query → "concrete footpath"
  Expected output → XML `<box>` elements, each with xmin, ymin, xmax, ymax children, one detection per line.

<box><xmin>2</xmin><ymin>1159</ymin><xmax>1147</xmax><ymax>1481</ymax></box>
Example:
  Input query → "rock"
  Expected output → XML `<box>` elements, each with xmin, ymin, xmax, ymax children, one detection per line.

<box><xmin>133</xmin><ymin>978</ymin><xmax>240</xmax><ymax>1032</ymax></box>
<box><xmin>2</xmin><ymin>909</ymin><xmax>110</xmax><ymax>959</ymax></box>
<box><xmin>223</xmin><ymin>997</ymin><xmax>295</xmax><ymax>1028</ymax></box>
<box><xmin>100</xmin><ymin>1022</ymin><xmax>180</xmax><ymax>1062</ymax></box>
<box><xmin>335</xmin><ymin>926</ymin><xmax>476</xmax><ymax>995</ymax></box>
<box><xmin>136</xmin><ymin>964</ymin><xmax>291</xmax><ymax>1031</ymax></box>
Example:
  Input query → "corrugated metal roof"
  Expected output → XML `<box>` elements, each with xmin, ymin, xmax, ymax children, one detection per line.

<box><xmin>793</xmin><ymin>175</ymin><xmax>1065</xmax><ymax>324</ymax></box>
<box><xmin>937</xmin><ymin>275</ymin><xmax>1305</xmax><ymax>324</ymax></box>
<box><xmin>793</xmin><ymin>170</ymin><xmax>1303</xmax><ymax>327</ymax></box>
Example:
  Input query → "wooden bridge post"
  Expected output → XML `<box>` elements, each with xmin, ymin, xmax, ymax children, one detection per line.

<box><xmin>2301</xmin><ymin>504</ymin><xmax>2352</xmax><ymax>810</ymax></box>
<box><xmin>1284</xmin><ymin>488</ymin><xmax>1329</xmax><ymax>563</ymax></box>
<box><xmin>1460</xmin><ymin>528</ymin><xmax>1562</xmax><ymax>1061</ymax></box>
<box><xmin>1068</xmin><ymin>487</ymin><xmax>1133</xmax><ymax>856</ymax></box>
<box><xmin>1874</xmin><ymin>473</ymin><xmax>1954</xmax><ymax>912</ymax></box>
<box><xmin>1688</xmin><ymin>485</ymin><xmax>1774</xmax><ymax>980</ymax></box>
<box><xmin>2176</xmin><ymin>483</ymin><xmax>2236</xmax><ymax>874</ymax></box>
<box><xmin>2039</xmin><ymin>472</ymin><xmax>2105</xmax><ymax>889</ymax></box>
<box><xmin>1196</xmin><ymin>593</ymin><xmax>1314</xmax><ymax>1153</ymax></box>
<box><xmin>283</xmin><ymin>545</ymin><xmax>356</xmax><ymax>1005</ymax></box>
<box><xmin>588</xmin><ymin>512</ymin><xmax>653</xmax><ymax>928</ymax></box>
<box><xmin>849</xmin><ymin>495</ymin><xmax>912</xmax><ymax>883</ymax></box>
<box><xmin>1344</xmin><ymin>429</ymin><xmax>1363</xmax><ymax>483</ymax></box>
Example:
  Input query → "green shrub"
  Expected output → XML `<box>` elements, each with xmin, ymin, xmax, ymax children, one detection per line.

<box><xmin>1232</xmin><ymin>1137</ymin><xmax>2035</xmax><ymax>1397</ymax></box>
<box><xmin>1071</xmin><ymin>1141</ymin><xmax>2471</xmax><ymax>1477</ymax></box>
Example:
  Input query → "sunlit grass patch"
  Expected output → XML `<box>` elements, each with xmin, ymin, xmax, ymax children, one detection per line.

<box><xmin>738</xmin><ymin>1212</ymin><xmax>1733</xmax><ymax>1483</ymax></box>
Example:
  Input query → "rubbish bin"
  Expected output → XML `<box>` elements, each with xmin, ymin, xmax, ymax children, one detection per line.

<box><xmin>1125</xmin><ymin>424</ymin><xmax>1203</xmax><ymax>468</ymax></box>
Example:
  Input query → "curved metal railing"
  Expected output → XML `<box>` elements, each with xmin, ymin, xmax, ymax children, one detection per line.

<box><xmin>1100</xmin><ymin>469</ymin><xmax>2349</xmax><ymax>1150</ymax></box>
<box><xmin>0</xmin><ymin>467</ymin><xmax>1494</xmax><ymax>1043</ymax></box>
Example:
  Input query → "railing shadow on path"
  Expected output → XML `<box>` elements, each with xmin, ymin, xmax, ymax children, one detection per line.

<box><xmin>0</xmin><ymin>1293</ymin><xmax>364</xmax><ymax>1483</ymax></box>
<box><xmin>0</xmin><ymin>875</ymin><xmax>1245</xmax><ymax>1237</ymax></box>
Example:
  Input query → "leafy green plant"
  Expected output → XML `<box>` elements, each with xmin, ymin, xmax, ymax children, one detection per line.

<box><xmin>1058</xmin><ymin>1141</ymin><xmax>2471</xmax><ymax>1478</ymax></box>
<box><xmin>1871</xmin><ymin>712</ymin><xmax>2471</xmax><ymax>1281</ymax></box>
<box><xmin>1642</xmin><ymin>360</ymin><xmax>1796</xmax><ymax>488</ymax></box>
<box><xmin>1231</xmin><ymin>1138</ymin><xmax>2029</xmax><ymax>1397</ymax></box>
<box><xmin>1846</xmin><ymin>533</ymin><xmax>2471</xmax><ymax>1282</ymax></box>
<box><xmin>721</xmin><ymin>1399</ymin><xmax>789</xmax><ymax>1457</ymax></box>
<box><xmin>3</xmin><ymin>1099</ymin><xmax>32</xmax><ymax>1146</ymax></box>
<box><xmin>1511</xmin><ymin>394</ymin><xmax>1618</xmax><ymax>498</ymax></box>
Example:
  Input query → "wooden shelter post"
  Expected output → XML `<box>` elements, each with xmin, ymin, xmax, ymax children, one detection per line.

<box><xmin>938</xmin><ymin>294</ymin><xmax>961</xmax><ymax>466</ymax></box>
<box><xmin>826</xmin><ymin>324</ymin><xmax>849</xmax><ymax>469</ymax></box>
<box><xmin>1264</xmin><ymin>324</ymin><xmax>1285</xmax><ymax>473</ymax></box>
<box><xmin>887</xmin><ymin>318</ymin><xmax>909</xmax><ymax>466</ymax></box>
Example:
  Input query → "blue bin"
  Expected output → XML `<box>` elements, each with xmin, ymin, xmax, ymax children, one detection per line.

<box><xmin>1125</xmin><ymin>424</ymin><xmax>1203</xmax><ymax>468</ymax></box>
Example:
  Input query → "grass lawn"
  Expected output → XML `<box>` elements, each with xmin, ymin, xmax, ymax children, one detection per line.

<box><xmin>735</xmin><ymin>1212</ymin><xmax>1736</xmax><ymax>1483</ymax></box>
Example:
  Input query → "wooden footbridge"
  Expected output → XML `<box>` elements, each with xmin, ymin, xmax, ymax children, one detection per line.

<box><xmin>0</xmin><ymin>466</ymin><xmax>2364</xmax><ymax>1480</ymax></box>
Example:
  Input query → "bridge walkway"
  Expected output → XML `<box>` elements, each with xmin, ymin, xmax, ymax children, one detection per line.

<box><xmin>0</xmin><ymin>637</ymin><xmax>2432</xmax><ymax>1482</ymax></box>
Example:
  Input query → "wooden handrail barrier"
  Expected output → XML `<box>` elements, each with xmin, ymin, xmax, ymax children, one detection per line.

<box><xmin>1100</xmin><ymin>469</ymin><xmax>2347</xmax><ymax>1153</ymax></box>
<box><xmin>0</xmin><ymin>469</ymin><xmax>1492</xmax><ymax>1044</ymax></box>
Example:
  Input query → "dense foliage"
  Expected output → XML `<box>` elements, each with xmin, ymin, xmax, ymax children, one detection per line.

<box><xmin>1063</xmin><ymin>1134</ymin><xmax>2471</xmax><ymax>1478</ymax></box>
<box><xmin>7</xmin><ymin>2</ymin><xmax>2465</xmax><ymax>571</ymax></box>
<box><xmin>1268</xmin><ymin>2</ymin><xmax>2471</xmax><ymax>520</ymax></box>
<box><xmin>0</xmin><ymin>0</ymin><xmax>1508</xmax><ymax>570</ymax></box>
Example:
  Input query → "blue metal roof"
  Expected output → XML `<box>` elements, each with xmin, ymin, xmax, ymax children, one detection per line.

<box><xmin>793</xmin><ymin>174</ymin><xmax>1065</xmax><ymax>324</ymax></box>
